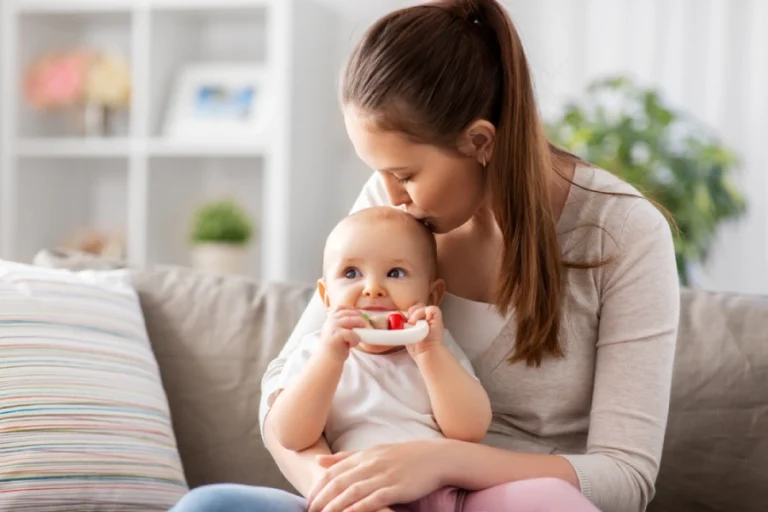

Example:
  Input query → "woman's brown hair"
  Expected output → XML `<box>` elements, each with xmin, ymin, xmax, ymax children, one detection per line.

<box><xmin>342</xmin><ymin>0</ymin><xmax>577</xmax><ymax>367</ymax></box>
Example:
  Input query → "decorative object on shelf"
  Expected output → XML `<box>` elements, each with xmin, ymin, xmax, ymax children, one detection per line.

<box><xmin>23</xmin><ymin>49</ymin><xmax>131</xmax><ymax>137</ymax></box>
<box><xmin>82</xmin><ymin>52</ymin><xmax>132</xmax><ymax>136</ymax></box>
<box><xmin>189</xmin><ymin>199</ymin><xmax>255</xmax><ymax>274</ymax></box>
<box><xmin>60</xmin><ymin>226</ymin><xmax>126</xmax><ymax>260</ymax></box>
<box><xmin>546</xmin><ymin>75</ymin><xmax>747</xmax><ymax>285</ymax></box>
<box><xmin>163</xmin><ymin>63</ymin><xmax>270</xmax><ymax>143</ymax></box>
<box><xmin>23</xmin><ymin>50</ymin><xmax>90</xmax><ymax>110</ymax></box>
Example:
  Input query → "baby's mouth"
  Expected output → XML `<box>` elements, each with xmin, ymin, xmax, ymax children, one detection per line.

<box><xmin>359</xmin><ymin>309</ymin><xmax>402</xmax><ymax>330</ymax></box>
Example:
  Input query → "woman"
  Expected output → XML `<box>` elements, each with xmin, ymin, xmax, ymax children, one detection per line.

<box><xmin>170</xmin><ymin>0</ymin><xmax>679</xmax><ymax>511</ymax></box>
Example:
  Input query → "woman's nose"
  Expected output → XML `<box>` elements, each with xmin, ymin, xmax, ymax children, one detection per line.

<box><xmin>382</xmin><ymin>176</ymin><xmax>411</xmax><ymax>207</ymax></box>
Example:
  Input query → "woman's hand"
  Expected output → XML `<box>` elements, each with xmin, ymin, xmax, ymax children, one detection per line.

<box><xmin>307</xmin><ymin>440</ymin><xmax>450</xmax><ymax>512</ymax></box>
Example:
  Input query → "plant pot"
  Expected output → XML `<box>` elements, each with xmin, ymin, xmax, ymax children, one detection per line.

<box><xmin>191</xmin><ymin>243</ymin><xmax>248</xmax><ymax>275</ymax></box>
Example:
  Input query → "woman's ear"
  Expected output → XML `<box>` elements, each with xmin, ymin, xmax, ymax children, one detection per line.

<box><xmin>317</xmin><ymin>279</ymin><xmax>331</xmax><ymax>307</ymax></box>
<box><xmin>428</xmin><ymin>278</ymin><xmax>446</xmax><ymax>306</ymax></box>
<box><xmin>457</xmin><ymin>119</ymin><xmax>495</xmax><ymax>164</ymax></box>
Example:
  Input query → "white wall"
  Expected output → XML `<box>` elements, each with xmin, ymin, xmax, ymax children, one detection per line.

<box><xmin>321</xmin><ymin>0</ymin><xmax>768</xmax><ymax>295</ymax></box>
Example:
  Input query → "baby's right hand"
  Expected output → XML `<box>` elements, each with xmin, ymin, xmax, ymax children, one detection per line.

<box><xmin>320</xmin><ymin>305</ymin><xmax>367</xmax><ymax>360</ymax></box>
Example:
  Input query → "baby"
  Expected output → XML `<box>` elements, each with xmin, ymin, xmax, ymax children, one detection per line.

<box><xmin>267</xmin><ymin>206</ymin><xmax>491</xmax><ymax>458</ymax></box>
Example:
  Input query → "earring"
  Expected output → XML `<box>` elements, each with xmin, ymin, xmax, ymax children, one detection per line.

<box><xmin>481</xmin><ymin>155</ymin><xmax>487</xmax><ymax>168</ymax></box>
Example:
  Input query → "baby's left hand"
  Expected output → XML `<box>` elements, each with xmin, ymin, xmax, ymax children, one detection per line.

<box><xmin>404</xmin><ymin>303</ymin><xmax>444</xmax><ymax>358</ymax></box>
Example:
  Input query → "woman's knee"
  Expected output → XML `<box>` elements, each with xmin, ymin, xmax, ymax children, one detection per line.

<box><xmin>503</xmin><ymin>478</ymin><xmax>596</xmax><ymax>510</ymax></box>
<box><xmin>465</xmin><ymin>477</ymin><xmax>597</xmax><ymax>512</ymax></box>
<box><xmin>169</xmin><ymin>484</ymin><xmax>306</xmax><ymax>512</ymax></box>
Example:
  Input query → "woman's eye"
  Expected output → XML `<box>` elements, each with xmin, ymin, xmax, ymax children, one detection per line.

<box><xmin>387</xmin><ymin>268</ymin><xmax>406</xmax><ymax>278</ymax></box>
<box><xmin>395</xmin><ymin>176</ymin><xmax>411</xmax><ymax>184</ymax></box>
<box><xmin>344</xmin><ymin>268</ymin><xmax>361</xmax><ymax>279</ymax></box>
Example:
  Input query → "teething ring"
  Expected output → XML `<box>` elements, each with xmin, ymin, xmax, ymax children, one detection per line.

<box><xmin>353</xmin><ymin>320</ymin><xmax>429</xmax><ymax>346</ymax></box>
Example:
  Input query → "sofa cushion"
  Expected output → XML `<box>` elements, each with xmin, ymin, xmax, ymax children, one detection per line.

<box><xmin>649</xmin><ymin>289</ymin><xmax>768</xmax><ymax>512</ymax></box>
<box><xmin>130</xmin><ymin>267</ymin><xmax>314</xmax><ymax>490</ymax></box>
<box><xmin>0</xmin><ymin>261</ymin><xmax>188</xmax><ymax>510</ymax></box>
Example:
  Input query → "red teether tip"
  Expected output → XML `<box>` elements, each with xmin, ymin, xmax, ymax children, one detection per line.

<box><xmin>387</xmin><ymin>312</ymin><xmax>405</xmax><ymax>330</ymax></box>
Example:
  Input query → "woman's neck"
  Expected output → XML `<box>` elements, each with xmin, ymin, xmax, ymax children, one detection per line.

<box><xmin>466</xmin><ymin>156</ymin><xmax>576</xmax><ymax>238</ymax></box>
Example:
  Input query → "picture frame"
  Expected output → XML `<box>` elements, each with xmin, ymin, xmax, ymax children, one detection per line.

<box><xmin>163</xmin><ymin>63</ymin><xmax>271</xmax><ymax>142</ymax></box>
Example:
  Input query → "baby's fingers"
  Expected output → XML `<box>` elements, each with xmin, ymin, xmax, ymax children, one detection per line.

<box><xmin>425</xmin><ymin>305</ymin><xmax>442</xmax><ymax>322</ymax></box>
<box><xmin>336</xmin><ymin>312</ymin><xmax>369</xmax><ymax>329</ymax></box>
<box><xmin>406</xmin><ymin>303</ymin><xmax>426</xmax><ymax>319</ymax></box>
<box><xmin>407</xmin><ymin>307</ymin><xmax>427</xmax><ymax>324</ymax></box>
<box><xmin>339</xmin><ymin>328</ymin><xmax>361</xmax><ymax>347</ymax></box>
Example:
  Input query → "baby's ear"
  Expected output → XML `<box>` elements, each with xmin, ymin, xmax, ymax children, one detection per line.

<box><xmin>428</xmin><ymin>278</ymin><xmax>446</xmax><ymax>306</ymax></box>
<box><xmin>317</xmin><ymin>279</ymin><xmax>331</xmax><ymax>307</ymax></box>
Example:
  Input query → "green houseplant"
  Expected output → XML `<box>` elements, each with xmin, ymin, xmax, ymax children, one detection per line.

<box><xmin>189</xmin><ymin>199</ymin><xmax>255</xmax><ymax>274</ymax></box>
<box><xmin>546</xmin><ymin>75</ymin><xmax>746</xmax><ymax>285</ymax></box>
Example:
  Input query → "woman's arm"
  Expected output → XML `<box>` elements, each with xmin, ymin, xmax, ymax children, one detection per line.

<box><xmin>264</xmin><ymin>424</ymin><xmax>334</xmax><ymax>497</ymax></box>
<box><xmin>439</xmin><ymin>440</ymin><xmax>579</xmax><ymax>488</ymax></box>
<box><xmin>444</xmin><ymin>202</ymin><xmax>679</xmax><ymax>511</ymax></box>
<box><xmin>415</xmin><ymin>345</ymin><xmax>491</xmax><ymax>442</ymax></box>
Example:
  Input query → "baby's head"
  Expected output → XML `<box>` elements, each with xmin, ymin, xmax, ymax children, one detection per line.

<box><xmin>318</xmin><ymin>206</ymin><xmax>445</xmax><ymax>317</ymax></box>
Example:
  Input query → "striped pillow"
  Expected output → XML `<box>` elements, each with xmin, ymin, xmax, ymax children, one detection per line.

<box><xmin>0</xmin><ymin>261</ymin><xmax>188</xmax><ymax>511</ymax></box>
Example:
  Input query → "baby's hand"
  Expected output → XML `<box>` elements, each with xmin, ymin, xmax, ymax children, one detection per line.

<box><xmin>404</xmin><ymin>303</ymin><xmax>445</xmax><ymax>358</ymax></box>
<box><xmin>320</xmin><ymin>305</ymin><xmax>367</xmax><ymax>361</ymax></box>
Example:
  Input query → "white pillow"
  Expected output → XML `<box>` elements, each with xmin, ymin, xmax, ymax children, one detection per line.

<box><xmin>0</xmin><ymin>261</ymin><xmax>188</xmax><ymax>510</ymax></box>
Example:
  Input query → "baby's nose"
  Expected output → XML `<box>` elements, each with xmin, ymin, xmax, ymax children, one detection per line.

<box><xmin>363</xmin><ymin>279</ymin><xmax>386</xmax><ymax>296</ymax></box>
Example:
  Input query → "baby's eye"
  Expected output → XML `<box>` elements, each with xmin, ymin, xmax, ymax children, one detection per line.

<box><xmin>395</xmin><ymin>176</ymin><xmax>411</xmax><ymax>184</ymax></box>
<box><xmin>387</xmin><ymin>268</ymin><xmax>407</xmax><ymax>278</ymax></box>
<box><xmin>344</xmin><ymin>268</ymin><xmax>361</xmax><ymax>279</ymax></box>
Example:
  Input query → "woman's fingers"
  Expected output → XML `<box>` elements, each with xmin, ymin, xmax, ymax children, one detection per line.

<box><xmin>322</xmin><ymin>479</ymin><xmax>391</xmax><ymax>512</ymax></box>
<box><xmin>307</xmin><ymin>454</ymin><xmax>357</xmax><ymax>505</ymax></box>
<box><xmin>316</xmin><ymin>451</ymin><xmax>354</xmax><ymax>468</ymax></box>
<box><xmin>342</xmin><ymin>488</ymin><xmax>396</xmax><ymax>512</ymax></box>
<box><xmin>308</xmin><ymin>464</ymin><xmax>369</xmax><ymax>512</ymax></box>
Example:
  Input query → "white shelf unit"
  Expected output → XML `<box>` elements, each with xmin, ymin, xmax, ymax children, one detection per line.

<box><xmin>0</xmin><ymin>0</ymin><xmax>342</xmax><ymax>282</ymax></box>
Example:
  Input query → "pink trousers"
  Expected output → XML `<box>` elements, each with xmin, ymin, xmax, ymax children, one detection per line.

<box><xmin>392</xmin><ymin>478</ymin><xmax>600</xmax><ymax>512</ymax></box>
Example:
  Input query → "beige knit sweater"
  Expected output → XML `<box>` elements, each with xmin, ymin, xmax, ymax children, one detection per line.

<box><xmin>260</xmin><ymin>166</ymin><xmax>680</xmax><ymax>512</ymax></box>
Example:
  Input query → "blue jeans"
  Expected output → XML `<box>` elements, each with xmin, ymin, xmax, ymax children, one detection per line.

<box><xmin>169</xmin><ymin>484</ymin><xmax>307</xmax><ymax>512</ymax></box>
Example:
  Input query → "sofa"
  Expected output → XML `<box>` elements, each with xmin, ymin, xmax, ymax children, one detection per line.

<box><xmin>21</xmin><ymin>253</ymin><xmax>768</xmax><ymax>510</ymax></box>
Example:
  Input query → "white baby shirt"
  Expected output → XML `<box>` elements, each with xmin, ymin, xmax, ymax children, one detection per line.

<box><xmin>275</xmin><ymin>329</ymin><xmax>476</xmax><ymax>453</ymax></box>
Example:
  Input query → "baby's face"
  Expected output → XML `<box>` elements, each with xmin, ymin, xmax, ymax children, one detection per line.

<box><xmin>320</xmin><ymin>217</ymin><xmax>437</xmax><ymax>314</ymax></box>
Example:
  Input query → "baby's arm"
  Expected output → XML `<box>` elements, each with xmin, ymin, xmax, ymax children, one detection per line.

<box><xmin>409</xmin><ymin>306</ymin><xmax>492</xmax><ymax>442</ymax></box>
<box><xmin>268</xmin><ymin>347</ymin><xmax>346</xmax><ymax>452</ymax></box>
<box><xmin>416</xmin><ymin>345</ymin><xmax>492</xmax><ymax>442</ymax></box>
<box><xmin>268</xmin><ymin>305</ymin><xmax>366</xmax><ymax>452</ymax></box>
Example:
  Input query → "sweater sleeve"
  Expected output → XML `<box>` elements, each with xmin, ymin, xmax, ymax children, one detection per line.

<box><xmin>561</xmin><ymin>200</ymin><xmax>680</xmax><ymax>512</ymax></box>
<box><xmin>259</xmin><ymin>172</ymin><xmax>389</xmax><ymax>434</ymax></box>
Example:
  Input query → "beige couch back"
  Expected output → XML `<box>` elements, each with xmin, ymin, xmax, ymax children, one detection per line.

<box><xmin>132</xmin><ymin>268</ymin><xmax>312</xmax><ymax>493</ymax></box>
<box><xmin>124</xmin><ymin>267</ymin><xmax>768</xmax><ymax>511</ymax></box>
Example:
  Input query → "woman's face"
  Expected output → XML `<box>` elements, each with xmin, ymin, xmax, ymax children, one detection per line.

<box><xmin>343</xmin><ymin>107</ymin><xmax>487</xmax><ymax>234</ymax></box>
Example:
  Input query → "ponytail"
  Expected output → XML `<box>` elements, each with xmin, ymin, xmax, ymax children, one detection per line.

<box><xmin>343</xmin><ymin>0</ymin><xmax>569</xmax><ymax>366</ymax></box>
<box><xmin>467</xmin><ymin>0</ymin><xmax>565</xmax><ymax>366</ymax></box>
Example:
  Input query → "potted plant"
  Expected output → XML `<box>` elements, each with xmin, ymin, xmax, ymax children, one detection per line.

<box><xmin>189</xmin><ymin>199</ymin><xmax>255</xmax><ymax>274</ymax></box>
<box><xmin>546</xmin><ymin>75</ymin><xmax>747</xmax><ymax>285</ymax></box>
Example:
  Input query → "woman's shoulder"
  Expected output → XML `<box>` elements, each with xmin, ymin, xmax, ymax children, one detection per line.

<box><xmin>567</xmin><ymin>166</ymin><xmax>669</xmax><ymax>233</ymax></box>
<box><xmin>561</xmin><ymin>165</ymin><xmax>673</xmax><ymax>258</ymax></box>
